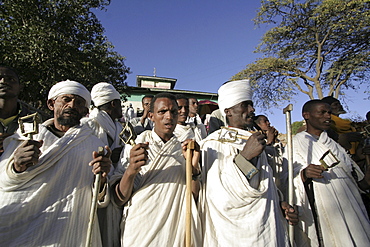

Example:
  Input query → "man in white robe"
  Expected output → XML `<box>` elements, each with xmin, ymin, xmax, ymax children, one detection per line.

<box><xmin>129</xmin><ymin>95</ymin><xmax>154</xmax><ymax>135</ymax></box>
<box><xmin>186</xmin><ymin>97</ymin><xmax>207</xmax><ymax>138</ymax></box>
<box><xmin>199</xmin><ymin>80</ymin><xmax>298</xmax><ymax>246</ymax></box>
<box><xmin>111</xmin><ymin>93</ymin><xmax>202</xmax><ymax>246</ymax></box>
<box><xmin>174</xmin><ymin>94</ymin><xmax>203</xmax><ymax>143</ymax></box>
<box><xmin>82</xmin><ymin>82</ymin><xmax>124</xmax><ymax>247</ymax></box>
<box><xmin>0</xmin><ymin>80</ymin><xmax>111</xmax><ymax>246</ymax></box>
<box><xmin>289</xmin><ymin>99</ymin><xmax>370</xmax><ymax>246</ymax></box>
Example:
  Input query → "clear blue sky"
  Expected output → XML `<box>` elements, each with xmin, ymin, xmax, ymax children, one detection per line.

<box><xmin>95</xmin><ymin>0</ymin><xmax>369</xmax><ymax>133</ymax></box>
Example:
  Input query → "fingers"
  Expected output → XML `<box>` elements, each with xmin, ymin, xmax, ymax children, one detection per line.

<box><xmin>305</xmin><ymin>164</ymin><xmax>325</xmax><ymax>179</ymax></box>
<box><xmin>90</xmin><ymin>146</ymin><xmax>113</xmax><ymax>177</ymax></box>
<box><xmin>285</xmin><ymin>205</ymin><xmax>299</xmax><ymax>225</ymax></box>
<box><xmin>13</xmin><ymin>140</ymin><xmax>43</xmax><ymax>172</ymax></box>
<box><xmin>129</xmin><ymin>142</ymin><xmax>149</xmax><ymax>173</ymax></box>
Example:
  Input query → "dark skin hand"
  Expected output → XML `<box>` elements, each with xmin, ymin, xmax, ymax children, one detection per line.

<box><xmin>114</xmin><ymin>142</ymin><xmax>149</xmax><ymax>206</ymax></box>
<box><xmin>0</xmin><ymin>132</ymin><xmax>12</xmax><ymax>153</ymax></box>
<box><xmin>301</xmin><ymin>164</ymin><xmax>326</xmax><ymax>183</ymax></box>
<box><xmin>265</xmin><ymin>126</ymin><xmax>278</xmax><ymax>145</ymax></box>
<box><xmin>181</xmin><ymin>139</ymin><xmax>201</xmax><ymax>201</ymax></box>
<box><xmin>13</xmin><ymin>140</ymin><xmax>43</xmax><ymax>172</ymax></box>
<box><xmin>281</xmin><ymin>201</ymin><xmax>299</xmax><ymax>225</ymax></box>
<box><xmin>89</xmin><ymin>146</ymin><xmax>112</xmax><ymax>185</ymax></box>
<box><xmin>240</xmin><ymin>132</ymin><xmax>266</xmax><ymax>161</ymax></box>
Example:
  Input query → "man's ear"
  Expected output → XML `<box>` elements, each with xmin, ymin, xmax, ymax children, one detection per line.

<box><xmin>47</xmin><ymin>99</ymin><xmax>55</xmax><ymax>111</ymax></box>
<box><xmin>224</xmin><ymin>108</ymin><xmax>232</xmax><ymax>118</ymax></box>
<box><xmin>148</xmin><ymin>112</ymin><xmax>153</xmax><ymax>121</ymax></box>
<box><xmin>302</xmin><ymin>112</ymin><xmax>309</xmax><ymax>120</ymax></box>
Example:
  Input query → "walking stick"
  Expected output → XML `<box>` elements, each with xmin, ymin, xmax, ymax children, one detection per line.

<box><xmin>86</xmin><ymin>146</ymin><xmax>104</xmax><ymax>247</ymax></box>
<box><xmin>186</xmin><ymin>140</ymin><xmax>195</xmax><ymax>247</ymax></box>
<box><xmin>283</xmin><ymin>104</ymin><xmax>294</xmax><ymax>246</ymax></box>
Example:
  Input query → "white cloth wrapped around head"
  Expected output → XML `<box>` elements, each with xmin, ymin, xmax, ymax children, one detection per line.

<box><xmin>48</xmin><ymin>79</ymin><xmax>91</xmax><ymax>107</ymax></box>
<box><xmin>91</xmin><ymin>82</ymin><xmax>121</xmax><ymax>107</ymax></box>
<box><xmin>218</xmin><ymin>79</ymin><xmax>252</xmax><ymax>116</ymax></box>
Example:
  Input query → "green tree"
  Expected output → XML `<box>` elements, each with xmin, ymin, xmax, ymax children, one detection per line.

<box><xmin>233</xmin><ymin>0</ymin><xmax>370</xmax><ymax>110</ymax></box>
<box><xmin>0</xmin><ymin>0</ymin><xmax>130</xmax><ymax>109</ymax></box>
<box><xmin>292</xmin><ymin>120</ymin><xmax>304</xmax><ymax>135</ymax></box>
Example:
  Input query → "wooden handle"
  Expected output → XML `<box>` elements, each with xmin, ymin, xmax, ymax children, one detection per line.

<box><xmin>186</xmin><ymin>140</ymin><xmax>195</xmax><ymax>247</ymax></box>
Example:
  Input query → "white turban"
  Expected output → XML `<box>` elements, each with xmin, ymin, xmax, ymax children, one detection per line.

<box><xmin>218</xmin><ymin>79</ymin><xmax>252</xmax><ymax>116</ymax></box>
<box><xmin>48</xmin><ymin>80</ymin><xmax>91</xmax><ymax>107</ymax></box>
<box><xmin>91</xmin><ymin>82</ymin><xmax>121</xmax><ymax>107</ymax></box>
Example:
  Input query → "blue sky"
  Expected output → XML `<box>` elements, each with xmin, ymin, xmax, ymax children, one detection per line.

<box><xmin>95</xmin><ymin>0</ymin><xmax>369</xmax><ymax>132</ymax></box>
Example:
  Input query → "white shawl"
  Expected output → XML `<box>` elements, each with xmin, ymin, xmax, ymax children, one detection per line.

<box><xmin>82</xmin><ymin>108</ymin><xmax>123</xmax><ymax>151</ymax></box>
<box><xmin>173</xmin><ymin>122</ymin><xmax>203</xmax><ymax>143</ymax></box>
<box><xmin>199</xmin><ymin>128</ymin><xmax>289</xmax><ymax>247</ymax></box>
<box><xmin>291</xmin><ymin>131</ymin><xmax>370</xmax><ymax>247</ymax></box>
<box><xmin>0</xmin><ymin>120</ymin><xmax>107</xmax><ymax>246</ymax></box>
<box><xmin>111</xmin><ymin>131</ymin><xmax>202</xmax><ymax>247</ymax></box>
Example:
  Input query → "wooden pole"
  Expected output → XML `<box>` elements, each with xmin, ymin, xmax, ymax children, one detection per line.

<box><xmin>86</xmin><ymin>147</ymin><xmax>104</xmax><ymax>247</ymax></box>
<box><xmin>283</xmin><ymin>104</ymin><xmax>294</xmax><ymax>246</ymax></box>
<box><xmin>186</xmin><ymin>140</ymin><xmax>195</xmax><ymax>247</ymax></box>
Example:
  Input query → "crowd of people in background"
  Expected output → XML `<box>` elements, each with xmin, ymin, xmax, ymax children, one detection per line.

<box><xmin>0</xmin><ymin>64</ymin><xmax>369</xmax><ymax>246</ymax></box>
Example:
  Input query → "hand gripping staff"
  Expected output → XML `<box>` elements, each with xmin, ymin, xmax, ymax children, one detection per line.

<box><xmin>283</xmin><ymin>104</ymin><xmax>294</xmax><ymax>246</ymax></box>
<box><xmin>86</xmin><ymin>146</ymin><xmax>104</xmax><ymax>247</ymax></box>
<box><xmin>185</xmin><ymin>140</ymin><xmax>195</xmax><ymax>247</ymax></box>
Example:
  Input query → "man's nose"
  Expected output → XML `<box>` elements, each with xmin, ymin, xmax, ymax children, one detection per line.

<box><xmin>67</xmin><ymin>99</ymin><xmax>77</xmax><ymax>108</ymax></box>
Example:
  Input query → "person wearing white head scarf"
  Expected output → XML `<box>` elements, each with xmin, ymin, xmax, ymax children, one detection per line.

<box><xmin>0</xmin><ymin>80</ymin><xmax>111</xmax><ymax>246</ymax></box>
<box><xmin>82</xmin><ymin>82</ymin><xmax>124</xmax><ymax>247</ymax></box>
<box><xmin>198</xmin><ymin>79</ymin><xmax>298</xmax><ymax>246</ymax></box>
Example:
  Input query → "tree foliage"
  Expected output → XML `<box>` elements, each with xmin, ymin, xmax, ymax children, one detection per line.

<box><xmin>233</xmin><ymin>0</ymin><xmax>370</xmax><ymax>110</ymax></box>
<box><xmin>0</xmin><ymin>0</ymin><xmax>130</xmax><ymax>109</ymax></box>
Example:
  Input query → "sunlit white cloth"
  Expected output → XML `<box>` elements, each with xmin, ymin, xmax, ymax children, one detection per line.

<box><xmin>111</xmin><ymin>130</ymin><xmax>202</xmax><ymax>247</ymax></box>
<box><xmin>0</xmin><ymin>120</ymin><xmax>108</xmax><ymax>246</ymax></box>
<box><xmin>174</xmin><ymin>122</ymin><xmax>203</xmax><ymax>143</ymax></box>
<box><xmin>199</xmin><ymin>128</ymin><xmax>289</xmax><ymax>246</ymax></box>
<box><xmin>289</xmin><ymin>131</ymin><xmax>370</xmax><ymax>247</ymax></box>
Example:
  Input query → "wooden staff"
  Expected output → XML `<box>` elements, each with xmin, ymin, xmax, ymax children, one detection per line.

<box><xmin>186</xmin><ymin>140</ymin><xmax>195</xmax><ymax>247</ymax></box>
<box><xmin>86</xmin><ymin>146</ymin><xmax>104</xmax><ymax>247</ymax></box>
<box><xmin>283</xmin><ymin>104</ymin><xmax>294</xmax><ymax>246</ymax></box>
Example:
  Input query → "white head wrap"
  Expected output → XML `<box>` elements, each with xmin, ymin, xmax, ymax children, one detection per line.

<box><xmin>48</xmin><ymin>80</ymin><xmax>91</xmax><ymax>107</ymax></box>
<box><xmin>218</xmin><ymin>79</ymin><xmax>252</xmax><ymax>116</ymax></box>
<box><xmin>91</xmin><ymin>82</ymin><xmax>121</xmax><ymax>107</ymax></box>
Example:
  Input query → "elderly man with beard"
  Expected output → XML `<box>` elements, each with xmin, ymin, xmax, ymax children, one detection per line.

<box><xmin>111</xmin><ymin>92</ymin><xmax>202</xmax><ymax>246</ymax></box>
<box><xmin>199</xmin><ymin>80</ymin><xmax>297</xmax><ymax>246</ymax></box>
<box><xmin>0</xmin><ymin>80</ymin><xmax>111</xmax><ymax>246</ymax></box>
<box><xmin>173</xmin><ymin>94</ymin><xmax>204</xmax><ymax>143</ymax></box>
<box><xmin>287</xmin><ymin>100</ymin><xmax>370</xmax><ymax>246</ymax></box>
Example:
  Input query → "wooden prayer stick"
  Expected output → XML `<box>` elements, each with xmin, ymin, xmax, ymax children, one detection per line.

<box><xmin>86</xmin><ymin>146</ymin><xmax>104</xmax><ymax>247</ymax></box>
<box><xmin>186</xmin><ymin>140</ymin><xmax>195</xmax><ymax>247</ymax></box>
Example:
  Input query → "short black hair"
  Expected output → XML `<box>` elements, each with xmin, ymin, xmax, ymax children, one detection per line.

<box><xmin>302</xmin><ymin>99</ymin><xmax>328</xmax><ymax>114</ymax></box>
<box><xmin>0</xmin><ymin>65</ymin><xmax>20</xmax><ymax>83</ymax></box>
<box><xmin>254</xmin><ymin>114</ymin><xmax>267</xmax><ymax>124</ymax></box>
<box><xmin>150</xmin><ymin>93</ymin><xmax>177</xmax><ymax>112</ymax></box>
<box><xmin>175</xmin><ymin>94</ymin><xmax>189</xmax><ymax>101</ymax></box>
<box><xmin>142</xmin><ymin>95</ymin><xmax>154</xmax><ymax>102</ymax></box>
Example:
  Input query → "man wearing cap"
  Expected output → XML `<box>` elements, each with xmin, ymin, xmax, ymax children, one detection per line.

<box><xmin>173</xmin><ymin>94</ymin><xmax>204</xmax><ymax>143</ymax></box>
<box><xmin>199</xmin><ymin>80</ymin><xmax>297</xmax><ymax>246</ymax></box>
<box><xmin>81</xmin><ymin>82</ymin><xmax>124</xmax><ymax>247</ymax></box>
<box><xmin>0</xmin><ymin>80</ymin><xmax>111</xmax><ymax>246</ymax></box>
<box><xmin>83</xmin><ymin>82</ymin><xmax>124</xmax><ymax>166</ymax></box>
